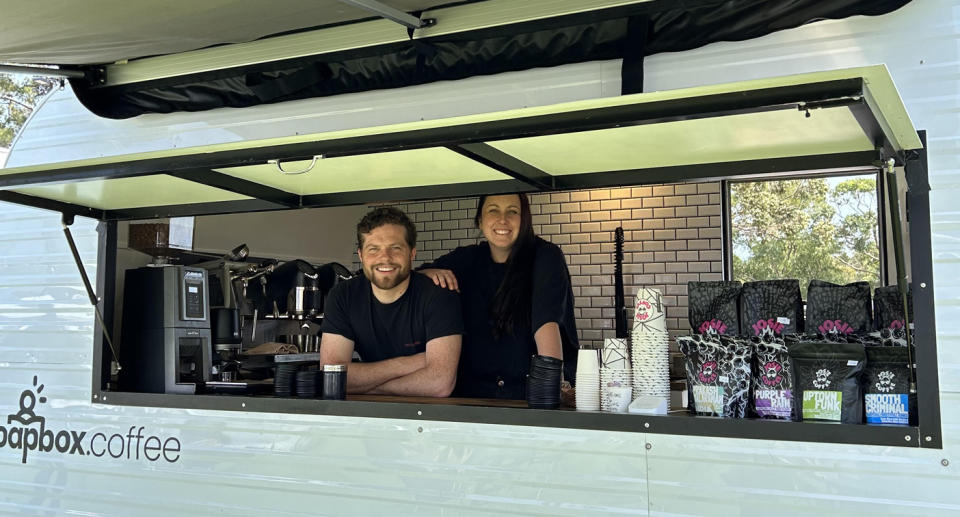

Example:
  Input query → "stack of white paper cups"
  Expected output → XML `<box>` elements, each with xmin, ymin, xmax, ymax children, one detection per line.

<box><xmin>575</xmin><ymin>348</ymin><xmax>601</xmax><ymax>411</ymax></box>
<box><xmin>600</xmin><ymin>338</ymin><xmax>632</xmax><ymax>412</ymax></box>
<box><xmin>631</xmin><ymin>287</ymin><xmax>671</xmax><ymax>409</ymax></box>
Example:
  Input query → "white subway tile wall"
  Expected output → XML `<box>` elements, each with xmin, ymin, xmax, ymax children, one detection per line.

<box><xmin>358</xmin><ymin>183</ymin><xmax>723</xmax><ymax>350</ymax></box>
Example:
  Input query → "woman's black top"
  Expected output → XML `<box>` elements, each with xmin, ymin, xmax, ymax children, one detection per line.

<box><xmin>425</xmin><ymin>237</ymin><xmax>578</xmax><ymax>399</ymax></box>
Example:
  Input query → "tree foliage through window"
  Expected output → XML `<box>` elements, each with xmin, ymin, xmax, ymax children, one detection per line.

<box><xmin>1</xmin><ymin>75</ymin><xmax>57</xmax><ymax>148</ymax></box>
<box><xmin>730</xmin><ymin>175</ymin><xmax>880</xmax><ymax>296</ymax></box>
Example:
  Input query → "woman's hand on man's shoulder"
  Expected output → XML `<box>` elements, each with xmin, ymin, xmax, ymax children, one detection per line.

<box><xmin>419</xmin><ymin>268</ymin><xmax>459</xmax><ymax>292</ymax></box>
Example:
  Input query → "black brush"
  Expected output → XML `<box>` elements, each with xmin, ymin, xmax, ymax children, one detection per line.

<box><xmin>614</xmin><ymin>227</ymin><xmax>627</xmax><ymax>338</ymax></box>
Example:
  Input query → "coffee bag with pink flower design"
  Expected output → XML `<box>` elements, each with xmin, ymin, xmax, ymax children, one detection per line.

<box><xmin>872</xmin><ymin>285</ymin><xmax>913</xmax><ymax>346</ymax></box>
<box><xmin>740</xmin><ymin>279</ymin><xmax>803</xmax><ymax>338</ymax></box>
<box><xmin>874</xmin><ymin>284</ymin><xmax>913</xmax><ymax>330</ymax></box>
<box><xmin>688</xmin><ymin>281</ymin><xmax>741</xmax><ymax>336</ymax></box>
<box><xmin>806</xmin><ymin>280</ymin><xmax>872</xmax><ymax>336</ymax></box>
<box><xmin>749</xmin><ymin>335</ymin><xmax>795</xmax><ymax>420</ymax></box>
<box><xmin>677</xmin><ymin>334</ymin><xmax>752</xmax><ymax>418</ymax></box>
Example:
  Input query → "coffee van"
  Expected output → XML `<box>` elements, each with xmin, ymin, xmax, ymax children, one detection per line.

<box><xmin>0</xmin><ymin>1</ymin><xmax>957</xmax><ymax>514</ymax></box>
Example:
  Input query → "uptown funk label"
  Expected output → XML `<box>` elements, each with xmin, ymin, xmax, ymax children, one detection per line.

<box><xmin>802</xmin><ymin>390</ymin><xmax>842</xmax><ymax>421</ymax></box>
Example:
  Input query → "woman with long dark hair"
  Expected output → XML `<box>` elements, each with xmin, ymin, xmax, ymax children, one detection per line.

<box><xmin>419</xmin><ymin>193</ymin><xmax>578</xmax><ymax>399</ymax></box>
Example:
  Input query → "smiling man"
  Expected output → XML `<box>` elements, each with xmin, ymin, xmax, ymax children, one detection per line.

<box><xmin>319</xmin><ymin>207</ymin><xmax>463</xmax><ymax>397</ymax></box>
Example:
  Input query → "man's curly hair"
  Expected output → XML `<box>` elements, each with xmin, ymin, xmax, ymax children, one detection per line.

<box><xmin>356</xmin><ymin>206</ymin><xmax>417</xmax><ymax>249</ymax></box>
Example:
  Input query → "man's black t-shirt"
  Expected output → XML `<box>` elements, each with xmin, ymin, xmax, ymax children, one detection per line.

<box><xmin>426</xmin><ymin>237</ymin><xmax>578</xmax><ymax>399</ymax></box>
<box><xmin>320</xmin><ymin>273</ymin><xmax>463</xmax><ymax>362</ymax></box>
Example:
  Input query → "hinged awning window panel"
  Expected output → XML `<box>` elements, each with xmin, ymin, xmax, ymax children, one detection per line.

<box><xmin>0</xmin><ymin>65</ymin><xmax>923</xmax><ymax>220</ymax></box>
<box><xmin>488</xmin><ymin>107</ymin><xmax>873</xmax><ymax>176</ymax></box>
<box><xmin>14</xmin><ymin>175</ymin><xmax>251</xmax><ymax>211</ymax></box>
<box><xmin>213</xmin><ymin>148</ymin><xmax>512</xmax><ymax>196</ymax></box>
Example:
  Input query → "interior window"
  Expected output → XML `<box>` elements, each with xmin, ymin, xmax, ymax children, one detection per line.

<box><xmin>728</xmin><ymin>174</ymin><xmax>881</xmax><ymax>294</ymax></box>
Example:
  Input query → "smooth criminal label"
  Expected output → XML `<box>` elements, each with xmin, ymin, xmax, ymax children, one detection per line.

<box><xmin>802</xmin><ymin>390</ymin><xmax>842</xmax><ymax>421</ymax></box>
<box><xmin>754</xmin><ymin>389</ymin><xmax>792</xmax><ymax>418</ymax></box>
<box><xmin>865</xmin><ymin>394</ymin><xmax>909</xmax><ymax>425</ymax></box>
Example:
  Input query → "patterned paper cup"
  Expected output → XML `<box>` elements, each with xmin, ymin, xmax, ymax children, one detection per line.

<box><xmin>601</xmin><ymin>386</ymin><xmax>633</xmax><ymax>413</ymax></box>
<box><xmin>633</xmin><ymin>287</ymin><xmax>667</xmax><ymax>333</ymax></box>
<box><xmin>602</xmin><ymin>338</ymin><xmax>631</xmax><ymax>369</ymax></box>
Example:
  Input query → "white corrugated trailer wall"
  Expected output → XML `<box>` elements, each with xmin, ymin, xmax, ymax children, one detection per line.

<box><xmin>0</xmin><ymin>0</ymin><xmax>957</xmax><ymax>515</ymax></box>
<box><xmin>640</xmin><ymin>1</ymin><xmax>960</xmax><ymax>514</ymax></box>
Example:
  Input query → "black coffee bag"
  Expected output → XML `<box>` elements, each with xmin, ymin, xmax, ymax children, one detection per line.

<box><xmin>740</xmin><ymin>280</ymin><xmax>803</xmax><ymax>338</ymax></box>
<box><xmin>788</xmin><ymin>341</ymin><xmax>865</xmax><ymax>424</ymax></box>
<box><xmin>750</xmin><ymin>335</ymin><xmax>794</xmax><ymax>420</ymax></box>
<box><xmin>874</xmin><ymin>284</ymin><xmax>913</xmax><ymax>332</ymax></box>
<box><xmin>868</xmin><ymin>328</ymin><xmax>912</xmax><ymax>347</ymax></box>
<box><xmin>806</xmin><ymin>280</ymin><xmax>872</xmax><ymax>336</ymax></box>
<box><xmin>688</xmin><ymin>281</ymin><xmax>742</xmax><ymax>336</ymax></box>
<box><xmin>788</xmin><ymin>332</ymin><xmax>865</xmax><ymax>346</ymax></box>
<box><xmin>678</xmin><ymin>335</ymin><xmax>752</xmax><ymax>418</ymax></box>
<box><xmin>863</xmin><ymin>346</ymin><xmax>917</xmax><ymax>426</ymax></box>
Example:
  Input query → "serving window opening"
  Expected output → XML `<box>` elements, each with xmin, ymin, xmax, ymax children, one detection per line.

<box><xmin>90</xmin><ymin>164</ymin><xmax>939</xmax><ymax>449</ymax></box>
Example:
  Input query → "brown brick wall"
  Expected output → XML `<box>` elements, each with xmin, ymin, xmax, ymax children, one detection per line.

<box><xmin>359</xmin><ymin>182</ymin><xmax>724</xmax><ymax>349</ymax></box>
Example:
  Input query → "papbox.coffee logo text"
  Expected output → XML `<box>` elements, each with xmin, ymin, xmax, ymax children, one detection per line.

<box><xmin>2</xmin><ymin>376</ymin><xmax>181</xmax><ymax>464</ymax></box>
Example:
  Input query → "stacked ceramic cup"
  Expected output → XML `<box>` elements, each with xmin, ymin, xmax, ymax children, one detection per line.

<box><xmin>575</xmin><ymin>348</ymin><xmax>601</xmax><ymax>411</ymax></box>
<box><xmin>631</xmin><ymin>287</ymin><xmax>671</xmax><ymax>409</ymax></box>
<box><xmin>600</xmin><ymin>338</ymin><xmax>633</xmax><ymax>412</ymax></box>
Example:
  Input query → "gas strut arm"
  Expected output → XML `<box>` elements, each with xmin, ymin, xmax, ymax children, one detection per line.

<box><xmin>61</xmin><ymin>214</ymin><xmax>121</xmax><ymax>371</ymax></box>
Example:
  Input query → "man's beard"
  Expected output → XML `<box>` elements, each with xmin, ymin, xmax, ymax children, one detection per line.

<box><xmin>363</xmin><ymin>263</ymin><xmax>411</xmax><ymax>290</ymax></box>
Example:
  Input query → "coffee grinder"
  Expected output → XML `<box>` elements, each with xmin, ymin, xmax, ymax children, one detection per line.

<box><xmin>119</xmin><ymin>265</ymin><xmax>212</xmax><ymax>394</ymax></box>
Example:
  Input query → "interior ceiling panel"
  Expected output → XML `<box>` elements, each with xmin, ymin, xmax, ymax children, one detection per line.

<box><xmin>489</xmin><ymin>107</ymin><xmax>873</xmax><ymax>176</ymax></box>
<box><xmin>214</xmin><ymin>148</ymin><xmax>510</xmax><ymax>195</ymax></box>
<box><xmin>12</xmin><ymin>175</ymin><xmax>250</xmax><ymax>210</ymax></box>
<box><xmin>0</xmin><ymin>0</ymin><xmax>461</xmax><ymax>65</ymax></box>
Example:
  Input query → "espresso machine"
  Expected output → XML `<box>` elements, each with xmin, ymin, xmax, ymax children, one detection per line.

<box><xmin>200</xmin><ymin>256</ymin><xmax>353</xmax><ymax>356</ymax></box>
<box><xmin>262</xmin><ymin>260</ymin><xmax>355</xmax><ymax>352</ymax></box>
<box><xmin>265</xmin><ymin>260</ymin><xmax>322</xmax><ymax>318</ymax></box>
<box><xmin>119</xmin><ymin>265</ymin><xmax>212</xmax><ymax>394</ymax></box>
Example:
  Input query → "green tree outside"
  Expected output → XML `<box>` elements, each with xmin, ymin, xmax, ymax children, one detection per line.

<box><xmin>1</xmin><ymin>75</ymin><xmax>57</xmax><ymax>148</ymax></box>
<box><xmin>730</xmin><ymin>176</ymin><xmax>880</xmax><ymax>296</ymax></box>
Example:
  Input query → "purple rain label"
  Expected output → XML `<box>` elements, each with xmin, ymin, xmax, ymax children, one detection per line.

<box><xmin>754</xmin><ymin>389</ymin><xmax>792</xmax><ymax>418</ymax></box>
<box><xmin>865</xmin><ymin>394</ymin><xmax>909</xmax><ymax>425</ymax></box>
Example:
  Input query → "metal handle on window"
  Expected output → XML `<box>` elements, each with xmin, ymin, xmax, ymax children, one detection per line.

<box><xmin>268</xmin><ymin>155</ymin><xmax>322</xmax><ymax>175</ymax></box>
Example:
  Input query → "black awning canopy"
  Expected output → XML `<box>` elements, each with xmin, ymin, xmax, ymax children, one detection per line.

<box><xmin>0</xmin><ymin>0</ymin><xmax>911</xmax><ymax>118</ymax></box>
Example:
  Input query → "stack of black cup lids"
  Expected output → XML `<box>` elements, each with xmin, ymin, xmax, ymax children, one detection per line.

<box><xmin>274</xmin><ymin>364</ymin><xmax>298</xmax><ymax>397</ymax></box>
<box><xmin>527</xmin><ymin>354</ymin><xmax>563</xmax><ymax>409</ymax></box>
<box><xmin>295</xmin><ymin>370</ymin><xmax>320</xmax><ymax>398</ymax></box>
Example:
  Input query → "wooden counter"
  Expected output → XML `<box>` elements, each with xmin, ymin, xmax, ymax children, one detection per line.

<box><xmin>347</xmin><ymin>394</ymin><xmax>530</xmax><ymax>408</ymax></box>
